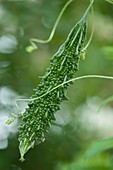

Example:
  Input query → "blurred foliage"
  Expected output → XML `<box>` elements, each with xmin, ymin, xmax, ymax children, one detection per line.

<box><xmin>0</xmin><ymin>0</ymin><xmax>113</xmax><ymax>170</ymax></box>
<box><xmin>84</xmin><ymin>138</ymin><xmax>113</xmax><ymax>159</ymax></box>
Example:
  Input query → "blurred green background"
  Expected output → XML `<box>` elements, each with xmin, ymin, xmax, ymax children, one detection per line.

<box><xmin>0</xmin><ymin>0</ymin><xmax>113</xmax><ymax>170</ymax></box>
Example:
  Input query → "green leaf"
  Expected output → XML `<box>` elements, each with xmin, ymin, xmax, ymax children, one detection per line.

<box><xmin>6</xmin><ymin>113</ymin><xmax>18</xmax><ymax>125</ymax></box>
<box><xmin>97</xmin><ymin>95</ymin><xmax>113</xmax><ymax>111</ymax></box>
<box><xmin>102</xmin><ymin>46</ymin><xmax>113</xmax><ymax>59</ymax></box>
<box><xmin>84</xmin><ymin>138</ymin><xmax>113</xmax><ymax>159</ymax></box>
<box><xmin>6</xmin><ymin>117</ymin><xmax>15</xmax><ymax>125</ymax></box>
<box><xmin>105</xmin><ymin>0</ymin><xmax>113</xmax><ymax>4</ymax></box>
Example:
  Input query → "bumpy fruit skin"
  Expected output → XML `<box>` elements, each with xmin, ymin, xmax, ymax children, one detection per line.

<box><xmin>18</xmin><ymin>18</ymin><xmax>87</xmax><ymax>161</ymax></box>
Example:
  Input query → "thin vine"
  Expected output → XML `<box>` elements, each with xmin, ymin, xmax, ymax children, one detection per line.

<box><xmin>26</xmin><ymin>0</ymin><xmax>74</xmax><ymax>53</ymax></box>
<box><xmin>14</xmin><ymin>75</ymin><xmax>113</xmax><ymax>116</ymax></box>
